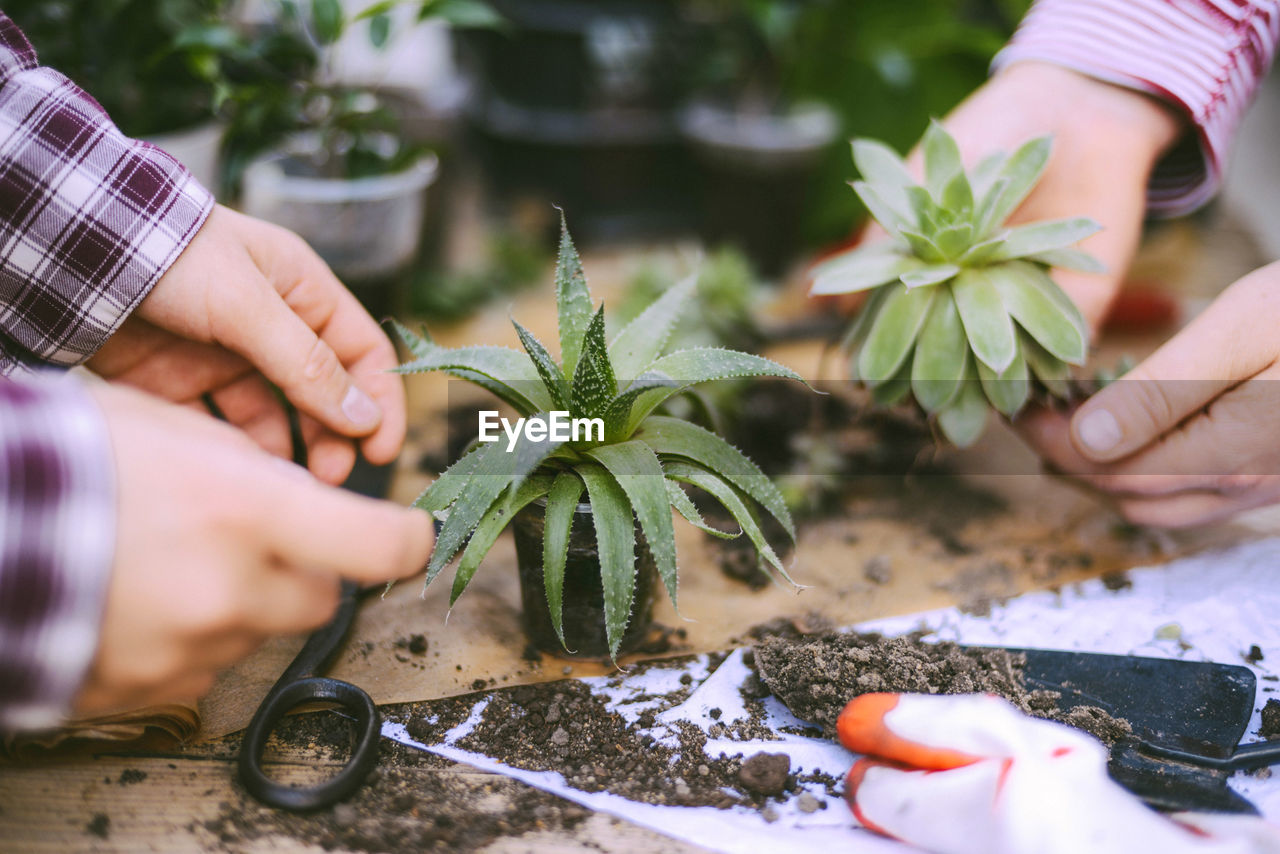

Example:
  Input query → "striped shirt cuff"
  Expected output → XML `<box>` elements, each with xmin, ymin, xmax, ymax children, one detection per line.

<box><xmin>994</xmin><ymin>0</ymin><xmax>1280</xmax><ymax>216</ymax></box>
<box><xmin>0</xmin><ymin>372</ymin><xmax>114</xmax><ymax>732</ymax></box>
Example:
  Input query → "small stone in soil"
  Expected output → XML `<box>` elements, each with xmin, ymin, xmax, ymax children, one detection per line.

<box><xmin>1246</xmin><ymin>645</ymin><xmax>1266</xmax><ymax>665</ymax></box>
<box><xmin>86</xmin><ymin>813</ymin><xmax>110</xmax><ymax>839</ymax></box>
<box><xmin>332</xmin><ymin>803</ymin><xmax>358</xmax><ymax>828</ymax></box>
<box><xmin>739</xmin><ymin>753</ymin><xmax>791</xmax><ymax>797</ymax></box>
<box><xmin>710</xmin><ymin>708</ymin><xmax>722</xmax><ymax>720</ymax></box>
<box><xmin>863</xmin><ymin>555</ymin><xmax>892</xmax><ymax>586</ymax></box>
<box><xmin>118</xmin><ymin>769</ymin><xmax>147</xmax><ymax>785</ymax></box>
<box><xmin>407</xmin><ymin>634</ymin><xmax>428</xmax><ymax>655</ymax></box>
<box><xmin>796</xmin><ymin>792</ymin><xmax>823</xmax><ymax>814</ymax></box>
<box><xmin>761</xmin><ymin>806</ymin><xmax>780</xmax><ymax>823</ymax></box>
<box><xmin>1260</xmin><ymin>699</ymin><xmax>1280</xmax><ymax>739</ymax></box>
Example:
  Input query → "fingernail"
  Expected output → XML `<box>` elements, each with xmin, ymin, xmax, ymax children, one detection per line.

<box><xmin>1076</xmin><ymin>408</ymin><xmax>1122</xmax><ymax>453</ymax></box>
<box><xmin>342</xmin><ymin>386</ymin><xmax>380</xmax><ymax>427</ymax></box>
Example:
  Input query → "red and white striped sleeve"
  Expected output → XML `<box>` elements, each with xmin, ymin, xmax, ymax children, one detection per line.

<box><xmin>993</xmin><ymin>0</ymin><xmax>1280</xmax><ymax>216</ymax></box>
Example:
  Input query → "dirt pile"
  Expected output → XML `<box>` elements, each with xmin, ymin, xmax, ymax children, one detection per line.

<box><xmin>752</xmin><ymin>631</ymin><xmax>1132</xmax><ymax>745</ymax></box>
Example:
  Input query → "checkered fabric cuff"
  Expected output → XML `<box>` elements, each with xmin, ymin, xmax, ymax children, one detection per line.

<box><xmin>0</xmin><ymin>14</ymin><xmax>213</xmax><ymax>374</ymax></box>
<box><xmin>0</xmin><ymin>372</ymin><xmax>114</xmax><ymax>732</ymax></box>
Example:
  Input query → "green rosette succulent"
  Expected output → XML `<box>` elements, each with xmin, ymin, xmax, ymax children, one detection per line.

<box><xmin>811</xmin><ymin>121</ymin><xmax>1104</xmax><ymax>446</ymax></box>
<box><xmin>394</xmin><ymin>217</ymin><xmax>806</xmax><ymax>658</ymax></box>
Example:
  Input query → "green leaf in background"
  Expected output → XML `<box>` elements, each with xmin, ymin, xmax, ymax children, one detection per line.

<box><xmin>368</xmin><ymin>11</ymin><xmax>391</xmax><ymax>47</ymax></box>
<box><xmin>851</xmin><ymin>139</ymin><xmax>915</xmax><ymax>214</ymax></box>
<box><xmin>577</xmin><ymin>462</ymin><xmax>637</xmax><ymax>659</ymax></box>
<box><xmin>1028</xmin><ymin>247</ymin><xmax>1107</xmax><ymax>274</ymax></box>
<box><xmin>310</xmin><ymin>0</ymin><xmax>344</xmax><ymax>44</ymax></box>
<box><xmin>976</xmin><ymin>136</ymin><xmax>1052</xmax><ymax>237</ymax></box>
<box><xmin>542</xmin><ymin>472</ymin><xmax>585</xmax><ymax>650</ymax></box>
<box><xmin>871</xmin><ymin>361</ymin><xmax>913</xmax><ymax>407</ymax></box>
<box><xmin>423</xmin><ymin>0</ymin><xmax>505</xmax><ymax>28</ymax></box>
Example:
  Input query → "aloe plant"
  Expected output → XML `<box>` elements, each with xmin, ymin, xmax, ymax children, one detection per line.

<box><xmin>395</xmin><ymin>217</ymin><xmax>806</xmax><ymax>658</ymax></box>
<box><xmin>811</xmin><ymin>121</ymin><xmax>1103</xmax><ymax>446</ymax></box>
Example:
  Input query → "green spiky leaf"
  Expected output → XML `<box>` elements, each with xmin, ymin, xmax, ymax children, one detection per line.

<box><xmin>570</xmin><ymin>307</ymin><xmax>617</xmax><ymax>417</ymax></box>
<box><xmin>577</xmin><ymin>462</ymin><xmax>637</xmax><ymax>659</ymax></box>
<box><xmin>542</xmin><ymin>471</ymin><xmax>584</xmax><ymax>649</ymax></box>
<box><xmin>810</xmin><ymin>244</ymin><xmax>923</xmax><ymax>296</ymax></box>
<box><xmin>394</xmin><ymin>344</ymin><xmax>553</xmax><ymax>415</ymax></box>
<box><xmin>513</xmin><ymin>319</ymin><xmax>572</xmax><ymax>411</ymax></box>
<box><xmin>555</xmin><ymin>213</ymin><xmax>593</xmax><ymax>376</ymax></box>
<box><xmin>609</xmin><ymin>273</ymin><xmax>696</xmax><ymax>379</ymax></box>
<box><xmin>451</xmin><ymin>475</ymin><xmax>553</xmax><ymax>605</ymax></box>
<box><xmin>586</xmin><ymin>441</ymin><xmax>679</xmax><ymax>611</ymax></box>
<box><xmin>636</xmin><ymin>416</ymin><xmax>795</xmax><ymax>541</ymax></box>
<box><xmin>666</xmin><ymin>478</ymin><xmax>739</xmax><ymax>539</ymax></box>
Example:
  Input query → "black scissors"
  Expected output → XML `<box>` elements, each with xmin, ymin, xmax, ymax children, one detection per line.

<box><xmin>233</xmin><ymin>402</ymin><xmax>385</xmax><ymax>811</ymax></box>
<box><xmin>237</xmin><ymin>578</ymin><xmax>381</xmax><ymax>811</ymax></box>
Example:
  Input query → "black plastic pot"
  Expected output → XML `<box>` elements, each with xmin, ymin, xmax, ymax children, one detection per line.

<box><xmin>680</xmin><ymin>100</ymin><xmax>839</xmax><ymax>275</ymax></box>
<box><xmin>512</xmin><ymin>499</ymin><xmax>658</xmax><ymax>659</ymax></box>
<box><xmin>457</xmin><ymin>0</ymin><xmax>703</xmax><ymax>242</ymax></box>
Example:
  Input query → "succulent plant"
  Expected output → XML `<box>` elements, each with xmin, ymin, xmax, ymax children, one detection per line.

<box><xmin>810</xmin><ymin>121</ymin><xmax>1103</xmax><ymax>446</ymax></box>
<box><xmin>394</xmin><ymin>217</ymin><xmax>806</xmax><ymax>658</ymax></box>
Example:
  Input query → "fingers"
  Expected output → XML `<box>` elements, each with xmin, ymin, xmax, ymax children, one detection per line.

<box><xmin>1070</xmin><ymin>270</ymin><xmax>1280</xmax><ymax>462</ymax></box>
<box><xmin>838</xmin><ymin>694</ymin><xmax>981</xmax><ymax>770</ymax></box>
<box><xmin>259</xmin><ymin>471</ymin><xmax>434</xmax><ymax>585</ymax></box>
<box><xmin>209</xmin><ymin>374</ymin><xmax>294</xmax><ymax>460</ymax></box>
<box><xmin>239</xmin><ymin>566</ymin><xmax>342</xmax><ymax>635</ymax></box>
<box><xmin>299</xmin><ymin>412</ymin><xmax>358</xmax><ymax>484</ymax></box>
<box><xmin>231</xmin><ymin>211</ymin><xmax>406</xmax><ymax>465</ymax></box>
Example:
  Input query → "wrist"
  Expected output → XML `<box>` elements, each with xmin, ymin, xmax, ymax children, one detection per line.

<box><xmin>995</xmin><ymin>61</ymin><xmax>1184</xmax><ymax>171</ymax></box>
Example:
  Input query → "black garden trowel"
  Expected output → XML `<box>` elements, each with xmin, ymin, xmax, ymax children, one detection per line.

<box><xmin>1010</xmin><ymin>648</ymin><xmax>1277</xmax><ymax>815</ymax></box>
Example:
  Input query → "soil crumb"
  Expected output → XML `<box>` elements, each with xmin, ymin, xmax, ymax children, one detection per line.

<box><xmin>117</xmin><ymin>768</ymin><xmax>147</xmax><ymax>786</ymax></box>
<box><xmin>752</xmin><ymin>631</ymin><xmax>1132</xmax><ymax>745</ymax></box>
<box><xmin>1260</xmin><ymin>699</ymin><xmax>1280</xmax><ymax>740</ymax></box>
<box><xmin>738</xmin><ymin>753</ymin><xmax>790</xmax><ymax>796</ymax></box>
<box><xmin>85</xmin><ymin>813</ymin><xmax>110</xmax><ymax>839</ymax></box>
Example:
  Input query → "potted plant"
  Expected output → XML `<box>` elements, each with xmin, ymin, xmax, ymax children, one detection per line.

<box><xmin>394</xmin><ymin>217</ymin><xmax>806</xmax><ymax>659</ymax></box>
<box><xmin>229</xmin><ymin>0</ymin><xmax>497</xmax><ymax>318</ymax></box>
<box><xmin>8</xmin><ymin>0</ymin><xmax>242</xmax><ymax>191</ymax></box>
<box><xmin>677</xmin><ymin>0</ymin><xmax>839</xmax><ymax>274</ymax></box>
<box><xmin>810</xmin><ymin>122</ymin><xmax>1102</xmax><ymax>446</ymax></box>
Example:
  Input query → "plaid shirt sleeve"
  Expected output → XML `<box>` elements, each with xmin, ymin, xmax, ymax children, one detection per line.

<box><xmin>994</xmin><ymin>0</ymin><xmax>1280</xmax><ymax>216</ymax></box>
<box><xmin>0</xmin><ymin>373</ymin><xmax>113</xmax><ymax>732</ymax></box>
<box><xmin>0</xmin><ymin>12</ymin><xmax>213</xmax><ymax>373</ymax></box>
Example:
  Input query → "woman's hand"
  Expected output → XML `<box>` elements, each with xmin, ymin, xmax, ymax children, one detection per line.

<box><xmin>89</xmin><ymin>205</ymin><xmax>405</xmax><ymax>484</ymax></box>
<box><xmin>861</xmin><ymin>61</ymin><xmax>1182</xmax><ymax>331</ymax></box>
<box><xmin>73</xmin><ymin>383</ymin><xmax>434</xmax><ymax>716</ymax></box>
<box><xmin>1019</xmin><ymin>262</ymin><xmax>1280</xmax><ymax>528</ymax></box>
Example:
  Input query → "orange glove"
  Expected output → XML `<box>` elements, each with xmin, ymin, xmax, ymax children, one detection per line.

<box><xmin>837</xmin><ymin>693</ymin><xmax>1280</xmax><ymax>854</ymax></box>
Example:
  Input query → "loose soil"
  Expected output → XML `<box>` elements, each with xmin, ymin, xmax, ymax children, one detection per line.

<box><xmin>1260</xmin><ymin>699</ymin><xmax>1280</xmax><ymax>740</ymax></box>
<box><xmin>453</xmin><ymin>676</ymin><xmax>800</xmax><ymax>810</ymax></box>
<box><xmin>751</xmin><ymin>630</ymin><xmax>1133</xmax><ymax>745</ymax></box>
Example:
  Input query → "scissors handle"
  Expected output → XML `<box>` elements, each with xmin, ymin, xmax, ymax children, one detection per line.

<box><xmin>237</xmin><ymin>675</ymin><xmax>380</xmax><ymax>811</ymax></box>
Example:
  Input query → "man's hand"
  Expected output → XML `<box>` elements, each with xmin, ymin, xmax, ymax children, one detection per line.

<box><xmin>1019</xmin><ymin>262</ymin><xmax>1280</xmax><ymax>528</ymax></box>
<box><xmin>89</xmin><ymin>205</ymin><xmax>405</xmax><ymax>485</ymax></box>
<box><xmin>72</xmin><ymin>383</ymin><xmax>434</xmax><ymax>717</ymax></box>
<box><xmin>867</xmin><ymin>61</ymin><xmax>1181</xmax><ymax>330</ymax></box>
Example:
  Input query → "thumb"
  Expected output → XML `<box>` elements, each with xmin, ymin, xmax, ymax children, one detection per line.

<box><xmin>1068</xmin><ymin>276</ymin><xmax>1274</xmax><ymax>462</ymax></box>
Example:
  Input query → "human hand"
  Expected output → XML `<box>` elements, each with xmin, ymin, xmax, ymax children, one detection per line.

<box><xmin>1018</xmin><ymin>262</ymin><xmax>1280</xmax><ymax>528</ymax></box>
<box><xmin>837</xmin><ymin>693</ymin><xmax>1276</xmax><ymax>853</ymax></box>
<box><xmin>72</xmin><ymin>383</ymin><xmax>434</xmax><ymax>717</ymax></box>
<box><xmin>89</xmin><ymin>205</ymin><xmax>405</xmax><ymax>484</ymax></box>
<box><xmin>851</xmin><ymin>61</ymin><xmax>1182</xmax><ymax>331</ymax></box>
